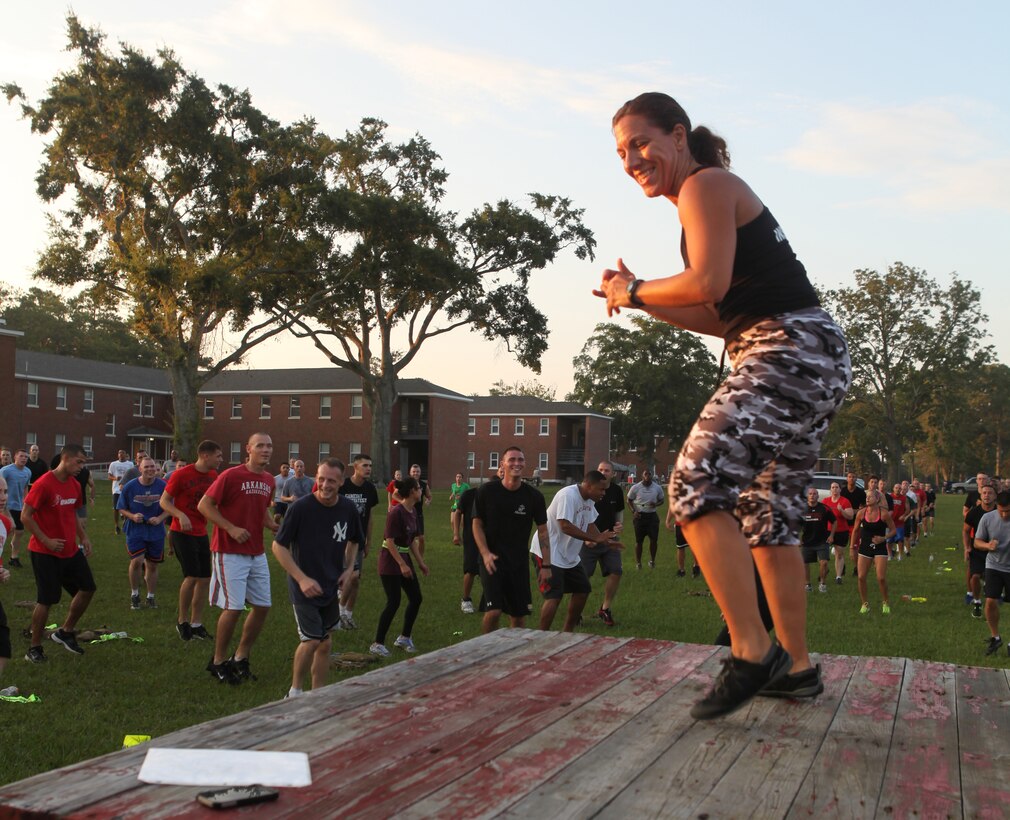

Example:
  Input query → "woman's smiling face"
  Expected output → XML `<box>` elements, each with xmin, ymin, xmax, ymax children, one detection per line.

<box><xmin>614</xmin><ymin>114</ymin><xmax>685</xmax><ymax>198</ymax></box>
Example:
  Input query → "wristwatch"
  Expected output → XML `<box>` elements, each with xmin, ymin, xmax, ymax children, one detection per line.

<box><xmin>626</xmin><ymin>278</ymin><xmax>645</xmax><ymax>307</ymax></box>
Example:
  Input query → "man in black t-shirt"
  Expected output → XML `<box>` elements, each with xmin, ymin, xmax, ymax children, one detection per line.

<box><xmin>963</xmin><ymin>481</ymin><xmax>996</xmax><ymax>619</ymax></box>
<box><xmin>25</xmin><ymin>444</ymin><xmax>48</xmax><ymax>488</ymax></box>
<box><xmin>580</xmin><ymin>460</ymin><xmax>625</xmax><ymax>626</ymax></box>
<box><xmin>409</xmin><ymin>464</ymin><xmax>432</xmax><ymax>557</ymax></box>
<box><xmin>272</xmin><ymin>459</ymin><xmax>362</xmax><ymax>698</ymax></box>
<box><xmin>473</xmin><ymin>446</ymin><xmax>548</xmax><ymax>633</ymax></box>
<box><xmin>337</xmin><ymin>453</ymin><xmax>380</xmax><ymax>631</ymax></box>
<box><xmin>840</xmin><ymin>472</ymin><xmax>866</xmax><ymax>512</ymax></box>
<box><xmin>800</xmin><ymin>487</ymin><xmax>836</xmax><ymax>592</ymax></box>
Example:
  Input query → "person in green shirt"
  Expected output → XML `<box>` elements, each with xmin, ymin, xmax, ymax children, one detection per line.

<box><xmin>449</xmin><ymin>473</ymin><xmax>470</xmax><ymax>545</ymax></box>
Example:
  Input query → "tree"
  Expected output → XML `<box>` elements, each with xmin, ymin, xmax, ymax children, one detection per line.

<box><xmin>4</xmin><ymin>16</ymin><xmax>327</xmax><ymax>456</ymax></box>
<box><xmin>271</xmin><ymin>118</ymin><xmax>595</xmax><ymax>482</ymax></box>
<box><xmin>0</xmin><ymin>285</ymin><xmax>164</xmax><ymax>366</ymax></box>
<box><xmin>568</xmin><ymin>316</ymin><xmax>718</xmax><ymax>466</ymax></box>
<box><xmin>486</xmin><ymin>379</ymin><xmax>557</xmax><ymax>401</ymax></box>
<box><xmin>821</xmin><ymin>262</ymin><xmax>988</xmax><ymax>483</ymax></box>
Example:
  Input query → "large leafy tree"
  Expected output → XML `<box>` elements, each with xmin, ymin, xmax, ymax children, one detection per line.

<box><xmin>0</xmin><ymin>285</ymin><xmax>164</xmax><ymax>366</ymax></box>
<box><xmin>4</xmin><ymin>16</ymin><xmax>327</xmax><ymax>456</ymax></box>
<box><xmin>821</xmin><ymin>262</ymin><xmax>988</xmax><ymax>483</ymax></box>
<box><xmin>568</xmin><ymin>316</ymin><xmax>718</xmax><ymax>466</ymax></box>
<box><xmin>486</xmin><ymin>379</ymin><xmax>557</xmax><ymax>401</ymax></box>
<box><xmin>271</xmin><ymin>119</ymin><xmax>595</xmax><ymax>481</ymax></box>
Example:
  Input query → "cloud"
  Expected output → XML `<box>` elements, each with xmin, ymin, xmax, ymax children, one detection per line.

<box><xmin>780</xmin><ymin>100</ymin><xmax>1010</xmax><ymax>212</ymax></box>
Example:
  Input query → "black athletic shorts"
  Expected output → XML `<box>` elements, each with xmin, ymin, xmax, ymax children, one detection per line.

<box><xmin>171</xmin><ymin>531</ymin><xmax>212</xmax><ymax>578</ymax></box>
<box><xmin>633</xmin><ymin>512</ymin><xmax>659</xmax><ymax>544</ymax></box>
<box><xmin>0</xmin><ymin>599</ymin><xmax>10</xmax><ymax>660</ymax></box>
<box><xmin>10</xmin><ymin>510</ymin><xmax>23</xmax><ymax>531</ymax></box>
<box><xmin>416</xmin><ymin>508</ymin><xmax>425</xmax><ymax>536</ymax></box>
<box><xmin>535</xmin><ymin>558</ymin><xmax>591</xmax><ymax>600</ymax></box>
<box><xmin>984</xmin><ymin>568</ymin><xmax>1010</xmax><ymax>601</ymax></box>
<box><xmin>969</xmin><ymin>549</ymin><xmax>987</xmax><ymax>577</ymax></box>
<box><xmin>30</xmin><ymin>549</ymin><xmax>97</xmax><ymax>606</ymax></box>
<box><xmin>462</xmin><ymin>539</ymin><xmax>481</xmax><ymax>577</ymax></box>
<box><xmin>479</xmin><ymin>552</ymin><xmax>531</xmax><ymax>618</ymax></box>
<box><xmin>858</xmin><ymin>542</ymin><xmax>889</xmax><ymax>559</ymax></box>
<box><xmin>273</xmin><ymin>502</ymin><xmax>288</xmax><ymax>519</ymax></box>
<box><xmin>831</xmin><ymin>530</ymin><xmax>850</xmax><ymax>549</ymax></box>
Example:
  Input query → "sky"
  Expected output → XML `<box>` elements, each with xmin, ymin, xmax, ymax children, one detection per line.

<box><xmin>2</xmin><ymin>1</ymin><xmax>1008</xmax><ymax>397</ymax></box>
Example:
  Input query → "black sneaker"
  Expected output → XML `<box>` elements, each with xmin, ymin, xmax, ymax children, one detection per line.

<box><xmin>131</xmin><ymin>594</ymin><xmax>141</xmax><ymax>610</ymax></box>
<box><xmin>758</xmin><ymin>663</ymin><xmax>824</xmax><ymax>699</ymax></box>
<box><xmin>25</xmin><ymin>646</ymin><xmax>46</xmax><ymax>664</ymax></box>
<box><xmin>985</xmin><ymin>636</ymin><xmax>1003</xmax><ymax>656</ymax></box>
<box><xmin>177</xmin><ymin>622</ymin><xmax>192</xmax><ymax>641</ymax></box>
<box><xmin>146</xmin><ymin>596</ymin><xmax>157</xmax><ymax>609</ymax></box>
<box><xmin>690</xmin><ymin>642</ymin><xmax>791</xmax><ymax>720</ymax></box>
<box><xmin>8</xmin><ymin>557</ymin><xmax>22</xmax><ymax>568</ymax></box>
<box><xmin>598</xmin><ymin>607</ymin><xmax>616</xmax><ymax>627</ymax></box>
<box><xmin>692</xmin><ymin>565</ymin><xmax>701</xmax><ymax>578</ymax></box>
<box><xmin>51</xmin><ymin>629</ymin><xmax>85</xmax><ymax>655</ymax></box>
<box><xmin>973</xmin><ymin>602</ymin><xmax>983</xmax><ymax>620</ymax></box>
<box><xmin>207</xmin><ymin>656</ymin><xmax>240</xmax><ymax>685</ymax></box>
<box><xmin>190</xmin><ymin>624</ymin><xmax>213</xmax><ymax>641</ymax></box>
<box><xmin>230</xmin><ymin>656</ymin><xmax>256</xmax><ymax>682</ymax></box>
<box><xmin>676</xmin><ymin>570</ymin><xmax>686</xmax><ymax>577</ymax></box>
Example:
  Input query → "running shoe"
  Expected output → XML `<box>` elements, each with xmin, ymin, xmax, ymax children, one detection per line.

<box><xmin>835</xmin><ymin>576</ymin><xmax>843</xmax><ymax>586</ymax></box>
<box><xmin>393</xmin><ymin>635</ymin><xmax>418</xmax><ymax>654</ymax></box>
<box><xmin>146</xmin><ymin>596</ymin><xmax>157</xmax><ymax>609</ymax></box>
<box><xmin>206</xmin><ymin>657</ymin><xmax>240</xmax><ymax>685</ymax></box>
<box><xmin>859</xmin><ymin>603</ymin><xmax>870</xmax><ymax>615</ymax></box>
<box><xmin>805</xmin><ymin>584</ymin><xmax>812</xmax><ymax>592</ymax></box>
<box><xmin>25</xmin><ymin>646</ymin><xmax>46</xmax><ymax>664</ymax></box>
<box><xmin>690</xmin><ymin>642</ymin><xmax>791</xmax><ymax>720</ymax></box>
<box><xmin>965</xmin><ymin>592</ymin><xmax>974</xmax><ymax>605</ymax></box>
<box><xmin>230</xmin><ymin>656</ymin><xmax>256</xmax><ymax>681</ymax></box>
<box><xmin>7</xmin><ymin>557</ymin><xmax>21</xmax><ymax>568</ymax></box>
<box><xmin>819</xmin><ymin>583</ymin><xmax>828</xmax><ymax>593</ymax></box>
<box><xmin>340</xmin><ymin>613</ymin><xmax>358</xmax><ymax>630</ymax></box>
<box><xmin>460</xmin><ymin>598</ymin><xmax>475</xmax><ymax>614</ymax></box>
<box><xmin>758</xmin><ymin>663</ymin><xmax>824</xmax><ymax>699</ymax></box>
<box><xmin>51</xmin><ymin>629</ymin><xmax>84</xmax><ymax>655</ymax></box>
<box><xmin>369</xmin><ymin>642</ymin><xmax>391</xmax><ymax>657</ymax></box>
<box><xmin>692</xmin><ymin>565</ymin><xmax>701</xmax><ymax>578</ymax></box>
<box><xmin>635</xmin><ymin>562</ymin><xmax>642</xmax><ymax>570</ymax></box>
<box><xmin>881</xmin><ymin>603</ymin><xmax>891</xmax><ymax>615</ymax></box>
<box><xmin>648</xmin><ymin>561</ymin><xmax>655</xmax><ymax>569</ymax></box>
<box><xmin>176</xmin><ymin>621</ymin><xmax>192</xmax><ymax>641</ymax></box>
<box><xmin>190</xmin><ymin>624</ymin><xmax>213</xmax><ymax>641</ymax></box>
<box><xmin>131</xmin><ymin>593</ymin><xmax>141</xmax><ymax>610</ymax></box>
<box><xmin>985</xmin><ymin>636</ymin><xmax>1003</xmax><ymax>656</ymax></box>
<box><xmin>973</xmin><ymin>602</ymin><xmax>983</xmax><ymax>619</ymax></box>
<box><xmin>0</xmin><ymin>686</ymin><xmax>20</xmax><ymax>697</ymax></box>
<box><xmin>598</xmin><ymin>607</ymin><xmax>616</xmax><ymax>627</ymax></box>
<box><xmin>677</xmin><ymin>570</ymin><xmax>686</xmax><ymax>578</ymax></box>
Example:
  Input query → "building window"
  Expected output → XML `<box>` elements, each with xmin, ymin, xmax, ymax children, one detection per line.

<box><xmin>27</xmin><ymin>382</ymin><xmax>38</xmax><ymax>407</ymax></box>
<box><xmin>289</xmin><ymin>396</ymin><xmax>300</xmax><ymax>419</ymax></box>
<box><xmin>202</xmin><ymin>399</ymin><xmax>214</xmax><ymax>419</ymax></box>
<box><xmin>490</xmin><ymin>417</ymin><xmax>500</xmax><ymax>436</ymax></box>
<box><xmin>56</xmin><ymin>386</ymin><xmax>67</xmax><ymax>410</ymax></box>
<box><xmin>539</xmin><ymin>417</ymin><xmax>549</xmax><ymax>436</ymax></box>
<box><xmin>319</xmin><ymin>396</ymin><xmax>332</xmax><ymax>419</ymax></box>
<box><xmin>350</xmin><ymin>394</ymin><xmax>363</xmax><ymax>419</ymax></box>
<box><xmin>467</xmin><ymin>418</ymin><xmax>475</xmax><ymax>435</ymax></box>
<box><xmin>515</xmin><ymin>418</ymin><xmax>524</xmax><ymax>436</ymax></box>
<box><xmin>539</xmin><ymin>453</ymin><xmax>549</xmax><ymax>472</ymax></box>
<box><xmin>105</xmin><ymin>414</ymin><xmax>116</xmax><ymax>437</ymax></box>
<box><xmin>288</xmin><ymin>442</ymin><xmax>300</xmax><ymax>462</ymax></box>
<box><xmin>231</xmin><ymin>398</ymin><xmax>242</xmax><ymax>419</ymax></box>
<box><xmin>467</xmin><ymin>451</ymin><xmax>475</xmax><ymax>470</ymax></box>
<box><xmin>260</xmin><ymin>397</ymin><xmax>271</xmax><ymax>419</ymax></box>
<box><xmin>349</xmin><ymin>442</ymin><xmax>361</xmax><ymax>463</ymax></box>
<box><xmin>82</xmin><ymin>436</ymin><xmax>93</xmax><ymax>458</ymax></box>
<box><xmin>318</xmin><ymin>442</ymin><xmax>330</xmax><ymax>463</ymax></box>
<box><xmin>55</xmin><ymin>433</ymin><xmax>66</xmax><ymax>451</ymax></box>
<box><xmin>83</xmin><ymin>388</ymin><xmax>94</xmax><ymax>413</ymax></box>
<box><xmin>133</xmin><ymin>394</ymin><xmax>152</xmax><ymax>417</ymax></box>
<box><xmin>489</xmin><ymin>452</ymin><xmax>499</xmax><ymax>469</ymax></box>
<box><xmin>230</xmin><ymin>442</ymin><xmax>242</xmax><ymax>463</ymax></box>
<box><xmin>25</xmin><ymin>432</ymin><xmax>37</xmax><ymax>447</ymax></box>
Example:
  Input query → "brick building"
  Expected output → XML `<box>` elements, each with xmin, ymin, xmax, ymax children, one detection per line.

<box><xmin>467</xmin><ymin>396</ymin><xmax>612</xmax><ymax>484</ymax></box>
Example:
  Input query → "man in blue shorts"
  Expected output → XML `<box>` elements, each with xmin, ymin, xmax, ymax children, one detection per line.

<box><xmin>272</xmin><ymin>458</ymin><xmax>362</xmax><ymax>697</ymax></box>
<box><xmin>0</xmin><ymin>449</ymin><xmax>31</xmax><ymax>568</ymax></box>
<box><xmin>117</xmin><ymin>457</ymin><xmax>169</xmax><ymax>609</ymax></box>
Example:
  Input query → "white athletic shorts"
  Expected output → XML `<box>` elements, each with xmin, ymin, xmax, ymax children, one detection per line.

<box><xmin>209</xmin><ymin>552</ymin><xmax>272</xmax><ymax>610</ymax></box>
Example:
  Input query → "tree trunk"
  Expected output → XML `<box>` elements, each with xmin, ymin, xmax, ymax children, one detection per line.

<box><xmin>363</xmin><ymin>371</ymin><xmax>397</xmax><ymax>485</ymax></box>
<box><xmin>167</xmin><ymin>363</ymin><xmax>205</xmax><ymax>460</ymax></box>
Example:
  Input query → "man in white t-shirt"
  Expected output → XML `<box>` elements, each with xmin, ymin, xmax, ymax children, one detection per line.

<box><xmin>107</xmin><ymin>450</ymin><xmax>134</xmax><ymax>535</ymax></box>
<box><xmin>531</xmin><ymin>470</ymin><xmax>617</xmax><ymax>631</ymax></box>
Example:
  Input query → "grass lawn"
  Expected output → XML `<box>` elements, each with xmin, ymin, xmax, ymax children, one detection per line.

<box><xmin>0</xmin><ymin>489</ymin><xmax>995</xmax><ymax>786</ymax></box>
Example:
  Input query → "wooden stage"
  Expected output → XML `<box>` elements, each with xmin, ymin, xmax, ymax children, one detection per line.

<box><xmin>2</xmin><ymin>629</ymin><xmax>1009</xmax><ymax>818</ymax></box>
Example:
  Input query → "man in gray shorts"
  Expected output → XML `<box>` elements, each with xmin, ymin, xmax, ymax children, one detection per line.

<box><xmin>581</xmin><ymin>461</ymin><xmax>625</xmax><ymax>625</ymax></box>
<box><xmin>800</xmin><ymin>487</ymin><xmax>836</xmax><ymax>593</ymax></box>
<box><xmin>628</xmin><ymin>469</ymin><xmax>664</xmax><ymax>569</ymax></box>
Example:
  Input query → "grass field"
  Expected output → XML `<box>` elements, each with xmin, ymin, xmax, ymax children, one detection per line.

<box><xmin>0</xmin><ymin>489</ymin><xmax>997</xmax><ymax>786</ymax></box>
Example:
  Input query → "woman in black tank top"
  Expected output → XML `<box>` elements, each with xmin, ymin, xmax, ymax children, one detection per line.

<box><xmin>850</xmin><ymin>490</ymin><xmax>897</xmax><ymax>616</ymax></box>
<box><xmin>595</xmin><ymin>92</ymin><xmax>852</xmax><ymax>720</ymax></box>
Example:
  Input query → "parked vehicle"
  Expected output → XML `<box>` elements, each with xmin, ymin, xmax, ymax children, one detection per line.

<box><xmin>809</xmin><ymin>473</ymin><xmax>864</xmax><ymax>502</ymax></box>
<box><xmin>950</xmin><ymin>479</ymin><xmax>978</xmax><ymax>494</ymax></box>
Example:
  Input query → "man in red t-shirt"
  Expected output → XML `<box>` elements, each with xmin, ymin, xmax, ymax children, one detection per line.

<box><xmin>822</xmin><ymin>482</ymin><xmax>853</xmax><ymax>584</ymax></box>
<box><xmin>198</xmin><ymin>432</ymin><xmax>278</xmax><ymax>684</ymax></box>
<box><xmin>22</xmin><ymin>445</ymin><xmax>95</xmax><ymax>661</ymax></box>
<box><xmin>160</xmin><ymin>440</ymin><xmax>222</xmax><ymax>642</ymax></box>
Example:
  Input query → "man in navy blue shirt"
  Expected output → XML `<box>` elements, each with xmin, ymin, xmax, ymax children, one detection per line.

<box><xmin>272</xmin><ymin>458</ymin><xmax>363</xmax><ymax>698</ymax></box>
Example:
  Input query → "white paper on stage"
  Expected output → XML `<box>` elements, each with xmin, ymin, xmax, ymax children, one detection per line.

<box><xmin>138</xmin><ymin>748</ymin><xmax>312</xmax><ymax>787</ymax></box>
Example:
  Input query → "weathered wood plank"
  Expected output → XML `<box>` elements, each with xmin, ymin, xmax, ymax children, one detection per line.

<box><xmin>954</xmin><ymin>664</ymin><xmax>1010</xmax><ymax>818</ymax></box>
<box><xmin>785</xmin><ymin>654</ymin><xmax>903</xmax><ymax>819</ymax></box>
<box><xmin>876</xmin><ymin>659</ymin><xmax>961</xmax><ymax>818</ymax></box>
<box><xmin>414</xmin><ymin>641</ymin><xmax>721</xmax><ymax>819</ymax></box>
<box><xmin>0</xmin><ymin>629</ymin><xmax>562</xmax><ymax>817</ymax></box>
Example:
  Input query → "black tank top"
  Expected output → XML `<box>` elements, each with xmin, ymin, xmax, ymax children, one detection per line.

<box><xmin>679</xmin><ymin>178</ymin><xmax>820</xmax><ymax>340</ymax></box>
<box><xmin>859</xmin><ymin>515</ymin><xmax>887</xmax><ymax>548</ymax></box>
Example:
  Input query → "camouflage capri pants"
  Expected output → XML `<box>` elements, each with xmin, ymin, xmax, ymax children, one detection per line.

<box><xmin>670</xmin><ymin>307</ymin><xmax>851</xmax><ymax>547</ymax></box>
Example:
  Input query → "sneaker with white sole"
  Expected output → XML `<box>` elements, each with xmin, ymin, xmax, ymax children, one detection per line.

<box><xmin>369</xmin><ymin>642</ymin><xmax>391</xmax><ymax>657</ymax></box>
<box><xmin>460</xmin><ymin>598</ymin><xmax>475</xmax><ymax>614</ymax></box>
<box><xmin>339</xmin><ymin>613</ymin><xmax>358</xmax><ymax>630</ymax></box>
<box><xmin>818</xmin><ymin>583</ymin><xmax>828</xmax><ymax>593</ymax></box>
<box><xmin>394</xmin><ymin>635</ymin><xmax>417</xmax><ymax>653</ymax></box>
<box><xmin>51</xmin><ymin>629</ymin><xmax>84</xmax><ymax>655</ymax></box>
